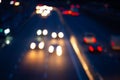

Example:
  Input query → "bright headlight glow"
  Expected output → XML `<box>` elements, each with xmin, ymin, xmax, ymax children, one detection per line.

<box><xmin>43</xmin><ymin>29</ymin><xmax>48</xmax><ymax>36</ymax></box>
<box><xmin>48</xmin><ymin>45</ymin><xmax>54</xmax><ymax>53</ymax></box>
<box><xmin>14</xmin><ymin>2</ymin><xmax>20</xmax><ymax>6</ymax></box>
<box><xmin>4</xmin><ymin>28</ymin><xmax>10</xmax><ymax>35</ymax></box>
<box><xmin>48</xmin><ymin>7</ymin><xmax>53</xmax><ymax>11</ymax></box>
<box><xmin>58</xmin><ymin>32</ymin><xmax>64</xmax><ymax>38</ymax></box>
<box><xmin>51</xmin><ymin>32</ymin><xmax>57</xmax><ymax>38</ymax></box>
<box><xmin>56</xmin><ymin>46</ymin><xmax>62</xmax><ymax>56</ymax></box>
<box><xmin>38</xmin><ymin>41</ymin><xmax>45</xmax><ymax>49</ymax></box>
<box><xmin>10</xmin><ymin>1</ymin><xmax>14</xmax><ymax>5</ymax></box>
<box><xmin>41</xmin><ymin>10</ymin><xmax>50</xmax><ymax>17</ymax></box>
<box><xmin>30</xmin><ymin>42</ymin><xmax>36</xmax><ymax>49</ymax></box>
<box><xmin>37</xmin><ymin>29</ymin><xmax>42</xmax><ymax>36</ymax></box>
<box><xmin>36</xmin><ymin>6</ymin><xmax>40</xmax><ymax>10</ymax></box>
<box><xmin>5</xmin><ymin>40</ymin><xmax>10</xmax><ymax>45</ymax></box>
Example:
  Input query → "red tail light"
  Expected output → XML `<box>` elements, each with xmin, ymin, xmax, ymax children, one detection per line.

<box><xmin>63</xmin><ymin>10</ymin><xmax>72</xmax><ymax>15</ymax></box>
<box><xmin>71</xmin><ymin>4</ymin><xmax>75</xmax><ymax>8</ymax></box>
<box><xmin>71</xmin><ymin>12</ymin><xmax>79</xmax><ymax>16</ymax></box>
<box><xmin>76</xmin><ymin>4</ymin><xmax>80</xmax><ymax>8</ymax></box>
<box><xmin>111</xmin><ymin>41</ymin><xmax>115</xmax><ymax>46</ymax></box>
<box><xmin>83</xmin><ymin>38</ymin><xmax>87</xmax><ymax>42</ymax></box>
<box><xmin>89</xmin><ymin>46</ymin><xmax>94</xmax><ymax>52</ymax></box>
<box><xmin>97</xmin><ymin>46</ymin><xmax>102</xmax><ymax>52</ymax></box>
<box><xmin>93</xmin><ymin>38</ymin><xmax>97</xmax><ymax>43</ymax></box>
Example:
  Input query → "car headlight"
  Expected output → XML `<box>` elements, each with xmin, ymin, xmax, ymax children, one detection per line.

<box><xmin>56</xmin><ymin>46</ymin><xmax>62</xmax><ymax>56</ymax></box>
<box><xmin>36</xmin><ymin>29</ymin><xmax>42</xmax><ymax>36</ymax></box>
<box><xmin>51</xmin><ymin>32</ymin><xmax>57</xmax><ymax>38</ymax></box>
<box><xmin>30</xmin><ymin>42</ymin><xmax>36</xmax><ymax>49</ymax></box>
<box><xmin>48</xmin><ymin>45</ymin><xmax>54</xmax><ymax>53</ymax></box>
<box><xmin>5</xmin><ymin>39</ymin><xmax>10</xmax><ymax>45</ymax></box>
<box><xmin>43</xmin><ymin>29</ymin><xmax>48</xmax><ymax>36</ymax></box>
<box><xmin>38</xmin><ymin>41</ymin><xmax>45</xmax><ymax>49</ymax></box>
<box><xmin>58</xmin><ymin>32</ymin><xmax>64</xmax><ymax>38</ymax></box>
<box><xmin>4</xmin><ymin>28</ymin><xmax>10</xmax><ymax>35</ymax></box>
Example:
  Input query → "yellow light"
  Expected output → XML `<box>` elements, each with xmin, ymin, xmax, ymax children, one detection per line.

<box><xmin>70</xmin><ymin>35</ymin><xmax>94</xmax><ymax>80</ymax></box>
<box><xmin>14</xmin><ymin>2</ymin><xmax>20</xmax><ymax>6</ymax></box>
<box><xmin>56</xmin><ymin>46</ymin><xmax>62</xmax><ymax>56</ymax></box>
<box><xmin>36</xmin><ymin>6</ymin><xmax>40</xmax><ymax>10</ymax></box>
<box><xmin>58</xmin><ymin>32</ymin><xmax>64</xmax><ymax>38</ymax></box>
<box><xmin>43</xmin><ymin>29</ymin><xmax>48</xmax><ymax>36</ymax></box>
<box><xmin>38</xmin><ymin>41</ymin><xmax>45</xmax><ymax>49</ymax></box>
<box><xmin>51</xmin><ymin>32</ymin><xmax>57</xmax><ymax>38</ymax></box>
<box><xmin>30</xmin><ymin>42</ymin><xmax>36</xmax><ymax>49</ymax></box>
<box><xmin>36</xmin><ymin>29</ymin><xmax>42</xmax><ymax>36</ymax></box>
<box><xmin>48</xmin><ymin>45</ymin><xmax>54</xmax><ymax>53</ymax></box>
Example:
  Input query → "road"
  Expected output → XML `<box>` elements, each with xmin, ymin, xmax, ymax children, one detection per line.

<box><xmin>0</xmin><ymin>8</ymin><xmax>87</xmax><ymax>80</ymax></box>
<box><xmin>63</xmin><ymin>7</ymin><xmax>120</xmax><ymax>79</ymax></box>
<box><xmin>0</xmin><ymin>3</ymin><xmax>120</xmax><ymax>80</ymax></box>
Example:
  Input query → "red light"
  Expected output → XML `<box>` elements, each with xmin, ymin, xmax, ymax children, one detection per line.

<box><xmin>83</xmin><ymin>38</ymin><xmax>87</xmax><ymax>42</ymax></box>
<box><xmin>89</xmin><ymin>46</ymin><xmax>94</xmax><ymax>52</ymax></box>
<box><xmin>71</xmin><ymin>4</ymin><xmax>75</xmax><ymax>8</ymax></box>
<box><xmin>76</xmin><ymin>4</ymin><xmax>80</xmax><ymax>8</ymax></box>
<box><xmin>38</xmin><ymin>4</ymin><xmax>43</xmax><ymax>6</ymax></box>
<box><xmin>97</xmin><ymin>46</ymin><xmax>102</xmax><ymax>52</ymax></box>
<box><xmin>68</xmin><ymin>10</ymin><xmax>72</xmax><ymax>14</ymax></box>
<box><xmin>62</xmin><ymin>10</ymin><xmax>72</xmax><ymax>15</ymax></box>
<box><xmin>71</xmin><ymin>12</ymin><xmax>79</xmax><ymax>16</ymax></box>
<box><xmin>93</xmin><ymin>38</ymin><xmax>97</xmax><ymax>43</ymax></box>
<box><xmin>62</xmin><ymin>11</ymin><xmax>68</xmax><ymax>14</ymax></box>
<box><xmin>111</xmin><ymin>41</ymin><xmax>115</xmax><ymax>46</ymax></box>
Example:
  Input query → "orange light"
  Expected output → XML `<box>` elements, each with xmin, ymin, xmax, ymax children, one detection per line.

<box><xmin>97</xmin><ymin>46</ymin><xmax>102</xmax><ymax>52</ymax></box>
<box><xmin>93</xmin><ymin>38</ymin><xmax>97</xmax><ymax>43</ymax></box>
<box><xmin>68</xmin><ymin>10</ymin><xmax>72</xmax><ymax>14</ymax></box>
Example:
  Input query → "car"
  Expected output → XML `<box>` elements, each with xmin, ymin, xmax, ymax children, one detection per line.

<box><xmin>0</xmin><ymin>27</ymin><xmax>12</xmax><ymax>47</ymax></box>
<box><xmin>51</xmin><ymin>32</ymin><xmax>64</xmax><ymax>39</ymax></box>
<box><xmin>30</xmin><ymin>39</ymin><xmax>45</xmax><ymax>50</ymax></box>
<box><xmin>83</xmin><ymin>33</ymin><xmax>97</xmax><ymax>44</ymax></box>
<box><xmin>36</xmin><ymin>29</ymin><xmax>48</xmax><ymax>36</ymax></box>
<box><xmin>62</xmin><ymin>4</ymin><xmax>80</xmax><ymax>16</ymax></box>
<box><xmin>48</xmin><ymin>44</ymin><xmax>62</xmax><ymax>56</ymax></box>
<box><xmin>88</xmin><ymin>43</ymin><xmax>103</xmax><ymax>53</ymax></box>
<box><xmin>111</xmin><ymin>35</ymin><xmax>120</xmax><ymax>50</ymax></box>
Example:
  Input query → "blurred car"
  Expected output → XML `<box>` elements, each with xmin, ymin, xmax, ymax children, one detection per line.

<box><xmin>30</xmin><ymin>40</ymin><xmax>45</xmax><ymax>50</ymax></box>
<box><xmin>36</xmin><ymin>29</ymin><xmax>48</xmax><ymax>36</ymax></box>
<box><xmin>48</xmin><ymin>44</ymin><xmax>62</xmax><ymax>56</ymax></box>
<box><xmin>111</xmin><ymin>36</ymin><xmax>120</xmax><ymax>50</ymax></box>
<box><xmin>83</xmin><ymin>33</ymin><xmax>97</xmax><ymax>44</ymax></box>
<box><xmin>88</xmin><ymin>43</ymin><xmax>103</xmax><ymax>53</ymax></box>
<box><xmin>51</xmin><ymin>32</ymin><xmax>64</xmax><ymax>39</ymax></box>
<box><xmin>62</xmin><ymin>4</ymin><xmax>80</xmax><ymax>16</ymax></box>
<box><xmin>0</xmin><ymin>27</ymin><xmax>12</xmax><ymax>47</ymax></box>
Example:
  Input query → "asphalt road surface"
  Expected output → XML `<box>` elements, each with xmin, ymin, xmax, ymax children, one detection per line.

<box><xmin>0</xmin><ymin>4</ymin><xmax>120</xmax><ymax>80</ymax></box>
